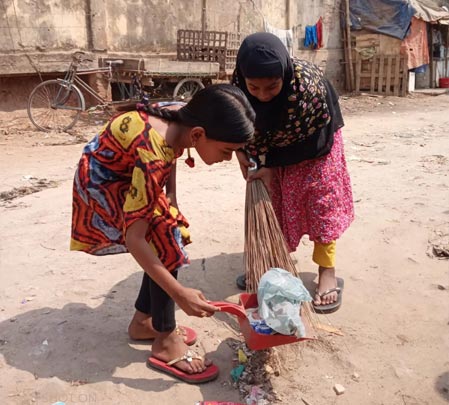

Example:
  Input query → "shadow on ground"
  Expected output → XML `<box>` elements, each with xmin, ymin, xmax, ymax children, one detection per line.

<box><xmin>0</xmin><ymin>253</ymin><xmax>247</xmax><ymax>401</ymax></box>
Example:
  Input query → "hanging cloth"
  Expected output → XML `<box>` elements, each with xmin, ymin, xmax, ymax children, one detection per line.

<box><xmin>264</xmin><ymin>20</ymin><xmax>294</xmax><ymax>55</ymax></box>
<box><xmin>304</xmin><ymin>17</ymin><xmax>323</xmax><ymax>50</ymax></box>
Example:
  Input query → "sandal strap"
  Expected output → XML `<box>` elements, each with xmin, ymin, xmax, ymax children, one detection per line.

<box><xmin>317</xmin><ymin>287</ymin><xmax>341</xmax><ymax>298</ymax></box>
<box><xmin>166</xmin><ymin>350</ymin><xmax>203</xmax><ymax>366</ymax></box>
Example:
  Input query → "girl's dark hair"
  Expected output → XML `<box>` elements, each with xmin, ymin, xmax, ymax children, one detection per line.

<box><xmin>138</xmin><ymin>84</ymin><xmax>255</xmax><ymax>143</ymax></box>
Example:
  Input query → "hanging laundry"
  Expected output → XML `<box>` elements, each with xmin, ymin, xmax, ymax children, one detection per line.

<box><xmin>401</xmin><ymin>17</ymin><xmax>429</xmax><ymax>70</ymax></box>
<box><xmin>316</xmin><ymin>17</ymin><xmax>323</xmax><ymax>48</ymax></box>
<box><xmin>264</xmin><ymin>20</ymin><xmax>294</xmax><ymax>55</ymax></box>
<box><xmin>304</xmin><ymin>17</ymin><xmax>323</xmax><ymax>50</ymax></box>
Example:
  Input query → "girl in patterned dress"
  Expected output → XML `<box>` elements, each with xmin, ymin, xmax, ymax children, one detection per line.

<box><xmin>71</xmin><ymin>84</ymin><xmax>255</xmax><ymax>383</ymax></box>
<box><xmin>232</xmin><ymin>33</ymin><xmax>354</xmax><ymax>314</ymax></box>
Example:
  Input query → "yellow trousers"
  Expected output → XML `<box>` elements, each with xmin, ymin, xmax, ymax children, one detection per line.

<box><xmin>312</xmin><ymin>241</ymin><xmax>336</xmax><ymax>268</ymax></box>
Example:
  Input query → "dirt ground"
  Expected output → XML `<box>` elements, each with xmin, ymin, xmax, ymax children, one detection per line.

<box><xmin>0</xmin><ymin>93</ymin><xmax>448</xmax><ymax>405</ymax></box>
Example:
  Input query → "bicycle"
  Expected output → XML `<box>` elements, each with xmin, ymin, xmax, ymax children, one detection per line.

<box><xmin>27</xmin><ymin>51</ymin><xmax>145</xmax><ymax>132</ymax></box>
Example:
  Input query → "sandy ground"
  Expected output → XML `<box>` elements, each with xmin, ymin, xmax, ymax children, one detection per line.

<box><xmin>0</xmin><ymin>93</ymin><xmax>448</xmax><ymax>405</ymax></box>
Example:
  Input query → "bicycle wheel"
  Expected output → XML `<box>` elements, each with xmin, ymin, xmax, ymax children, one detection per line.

<box><xmin>27</xmin><ymin>79</ymin><xmax>85</xmax><ymax>131</ymax></box>
<box><xmin>173</xmin><ymin>78</ymin><xmax>205</xmax><ymax>100</ymax></box>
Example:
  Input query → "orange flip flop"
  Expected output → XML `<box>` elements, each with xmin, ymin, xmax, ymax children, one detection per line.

<box><xmin>147</xmin><ymin>350</ymin><xmax>219</xmax><ymax>384</ymax></box>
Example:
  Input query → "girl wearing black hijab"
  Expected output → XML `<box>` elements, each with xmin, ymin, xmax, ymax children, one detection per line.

<box><xmin>233</xmin><ymin>32</ymin><xmax>354</xmax><ymax>314</ymax></box>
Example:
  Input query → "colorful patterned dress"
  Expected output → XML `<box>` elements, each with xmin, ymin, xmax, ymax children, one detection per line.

<box><xmin>70</xmin><ymin>110</ymin><xmax>190</xmax><ymax>272</ymax></box>
<box><xmin>234</xmin><ymin>59</ymin><xmax>354</xmax><ymax>251</ymax></box>
<box><xmin>270</xmin><ymin>129</ymin><xmax>354</xmax><ymax>250</ymax></box>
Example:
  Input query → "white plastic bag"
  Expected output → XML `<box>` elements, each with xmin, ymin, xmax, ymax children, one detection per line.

<box><xmin>257</xmin><ymin>268</ymin><xmax>312</xmax><ymax>337</ymax></box>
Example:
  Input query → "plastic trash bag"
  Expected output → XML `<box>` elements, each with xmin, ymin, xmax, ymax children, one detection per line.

<box><xmin>257</xmin><ymin>268</ymin><xmax>312</xmax><ymax>338</ymax></box>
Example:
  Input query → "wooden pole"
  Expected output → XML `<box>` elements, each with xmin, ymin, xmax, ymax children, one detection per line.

<box><xmin>443</xmin><ymin>27</ymin><xmax>449</xmax><ymax>77</ymax></box>
<box><xmin>342</xmin><ymin>6</ymin><xmax>351</xmax><ymax>92</ymax></box>
<box><xmin>286</xmin><ymin>0</ymin><xmax>291</xmax><ymax>29</ymax></box>
<box><xmin>345</xmin><ymin>0</ymin><xmax>354</xmax><ymax>92</ymax></box>
<box><xmin>429</xmin><ymin>25</ymin><xmax>434</xmax><ymax>88</ymax></box>
<box><xmin>201</xmin><ymin>0</ymin><xmax>207</xmax><ymax>48</ymax></box>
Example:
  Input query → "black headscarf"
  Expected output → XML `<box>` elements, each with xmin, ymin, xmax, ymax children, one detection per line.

<box><xmin>232</xmin><ymin>32</ymin><xmax>344</xmax><ymax>167</ymax></box>
<box><xmin>233</xmin><ymin>32</ymin><xmax>293</xmax><ymax>132</ymax></box>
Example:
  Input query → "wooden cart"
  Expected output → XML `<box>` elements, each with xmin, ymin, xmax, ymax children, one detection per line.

<box><xmin>98</xmin><ymin>56</ymin><xmax>221</xmax><ymax>100</ymax></box>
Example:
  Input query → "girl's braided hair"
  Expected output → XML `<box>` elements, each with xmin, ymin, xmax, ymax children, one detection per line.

<box><xmin>136</xmin><ymin>84</ymin><xmax>255</xmax><ymax>144</ymax></box>
<box><xmin>136</xmin><ymin>105</ymin><xmax>183</xmax><ymax>123</ymax></box>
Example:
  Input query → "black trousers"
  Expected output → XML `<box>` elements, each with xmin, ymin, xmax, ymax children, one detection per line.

<box><xmin>134</xmin><ymin>271</ymin><xmax>178</xmax><ymax>332</ymax></box>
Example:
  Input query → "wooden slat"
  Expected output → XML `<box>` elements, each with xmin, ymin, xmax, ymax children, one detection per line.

<box><xmin>355</xmin><ymin>54</ymin><xmax>362</xmax><ymax>93</ymax></box>
<box><xmin>354</xmin><ymin>53</ymin><xmax>409</xmax><ymax>97</ymax></box>
<box><xmin>377</xmin><ymin>55</ymin><xmax>385</xmax><ymax>94</ymax></box>
<box><xmin>370</xmin><ymin>57</ymin><xmax>377</xmax><ymax>92</ymax></box>
<box><xmin>393</xmin><ymin>55</ymin><xmax>401</xmax><ymax>96</ymax></box>
<box><xmin>401</xmin><ymin>57</ymin><xmax>407</xmax><ymax>96</ymax></box>
<box><xmin>385</xmin><ymin>56</ymin><xmax>393</xmax><ymax>96</ymax></box>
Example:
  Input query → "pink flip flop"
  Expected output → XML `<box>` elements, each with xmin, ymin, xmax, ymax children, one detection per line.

<box><xmin>147</xmin><ymin>350</ymin><xmax>219</xmax><ymax>384</ymax></box>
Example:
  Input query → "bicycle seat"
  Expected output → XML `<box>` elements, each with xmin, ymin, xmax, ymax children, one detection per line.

<box><xmin>106</xmin><ymin>59</ymin><xmax>124</xmax><ymax>66</ymax></box>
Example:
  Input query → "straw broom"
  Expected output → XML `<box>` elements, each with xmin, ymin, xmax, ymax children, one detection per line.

<box><xmin>243</xmin><ymin>171</ymin><xmax>319</xmax><ymax>333</ymax></box>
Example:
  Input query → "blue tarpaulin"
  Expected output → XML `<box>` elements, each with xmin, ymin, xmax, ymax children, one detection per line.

<box><xmin>350</xmin><ymin>0</ymin><xmax>417</xmax><ymax>39</ymax></box>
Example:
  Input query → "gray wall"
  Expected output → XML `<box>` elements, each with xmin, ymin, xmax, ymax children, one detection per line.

<box><xmin>294</xmin><ymin>0</ymin><xmax>345</xmax><ymax>89</ymax></box>
<box><xmin>0</xmin><ymin>0</ymin><xmax>344</xmax><ymax>89</ymax></box>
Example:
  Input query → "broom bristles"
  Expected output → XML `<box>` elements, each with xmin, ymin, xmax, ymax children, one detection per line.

<box><xmin>244</xmin><ymin>179</ymin><xmax>319</xmax><ymax>333</ymax></box>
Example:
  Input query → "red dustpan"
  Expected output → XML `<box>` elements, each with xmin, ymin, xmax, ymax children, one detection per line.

<box><xmin>211</xmin><ymin>293</ymin><xmax>315</xmax><ymax>351</ymax></box>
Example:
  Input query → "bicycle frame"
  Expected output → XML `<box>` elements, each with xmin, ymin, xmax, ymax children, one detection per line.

<box><xmin>51</xmin><ymin>58</ymin><xmax>110</xmax><ymax>111</ymax></box>
<box><xmin>49</xmin><ymin>53</ymin><xmax>151</xmax><ymax>113</ymax></box>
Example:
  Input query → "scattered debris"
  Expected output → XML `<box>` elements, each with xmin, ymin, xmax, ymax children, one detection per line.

<box><xmin>231</xmin><ymin>365</ymin><xmax>245</xmax><ymax>382</ymax></box>
<box><xmin>264</xmin><ymin>364</ymin><xmax>274</xmax><ymax>375</ymax></box>
<box><xmin>0</xmin><ymin>178</ymin><xmax>58</xmax><ymax>205</ymax></box>
<box><xmin>333</xmin><ymin>384</ymin><xmax>346</xmax><ymax>395</ymax></box>
<box><xmin>195</xmin><ymin>402</ymin><xmax>244</xmax><ymax>405</ymax></box>
<box><xmin>21</xmin><ymin>297</ymin><xmax>35</xmax><ymax>304</ymax></box>
<box><xmin>316</xmin><ymin>323</ymin><xmax>344</xmax><ymax>336</ymax></box>
<box><xmin>40</xmin><ymin>243</ymin><xmax>56</xmax><ymax>251</ymax></box>
<box><xmin>428</xmin><ymin>224</ymin><xmax>449</xmax><ymax>259</ymax></box>
<box><xmin>396</xmin><ymin>334</ymin><xmax>410</xmax><ymax>345</ymax></box>
<box><xmin>352</xmin><ymin>372</ymin><xmax>360</xmax><ymax>382</ymax></box>
<box><xmin>420</xmin><ymin>155</ymin><xmax>449</xmax><ymax>174</ymax></box>
<box><xmin>70</xmin><ymin>380</ymin><xmax>88</xmax><ymax>386</ymax></box>
<box><xmin>348</xmin><ymin>156</ymin><xmax>391</xmax><ymax>165</ymax></box>
<box><xmin>238</xmin><ymin>349</ymin><xmax>248</xmax><ymax>364</ymax></box>
<box><xmin>227</xmin><ymin>339</ymin><xmax>278</xmax><ymax>403</ymax></box>
<box><xmin>246</xmin><ymin>386</ymin><xmax>268</xmax><ymax>405</ymax></box>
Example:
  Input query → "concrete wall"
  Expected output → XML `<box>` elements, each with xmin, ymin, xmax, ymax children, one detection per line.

<box><xmin>0</xmin><ymin>0</ymin><xmax>344</xmax><ymax>89</ymax></box>
<box><xmin>0</xmin><ymin>0</ymin><xmax>88</xmax><ymax>52</ymax></box>
<box><xmin>95</xmin><ymin>0</ymin><xmax>288</xmax><ymax>53</ymax></box>
<box><xmin>103</xmin><ymin>0</ymin><xmax>203</xmax><ymax>53</ymax></box>
<box><xmin>293</xmin><ymin>0</ymin><xmax>345</xmax><ymax>90</ymax></box>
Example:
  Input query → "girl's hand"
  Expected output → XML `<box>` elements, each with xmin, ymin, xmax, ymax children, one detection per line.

<box><xmin>236</xmin><ymin>150</ymin><xmax>255</xmax><ymax>180</ymax></box>
<box><xmin>247</xmin><ymin>167</ymin><xmax>273</xmax><ymax>192</ymax></box>
<box><xmin>174</xmin><ymin>287</ymin><xmax>219</xmax><ymax>317</ymax></box>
